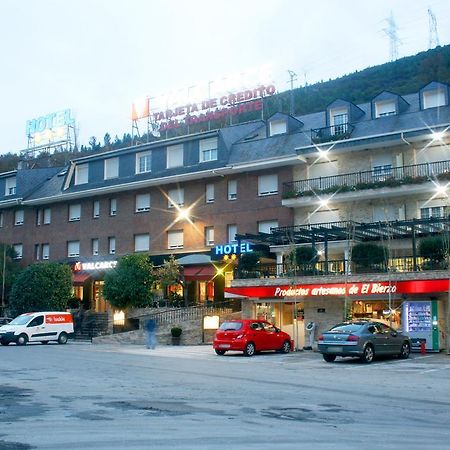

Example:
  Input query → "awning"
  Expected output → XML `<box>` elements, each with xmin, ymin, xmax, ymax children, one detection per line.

<box><xmin>183</xmin><ymin>265</ymin><xmax>216</xmax><ymax>280</ymax></box>
<box><xmin>72</xmin><ymin>272</ymin><xmax>92</xmax><ymax>285</ymax></box>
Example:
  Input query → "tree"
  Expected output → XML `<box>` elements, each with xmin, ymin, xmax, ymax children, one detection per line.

<box><xmin>351</xmin><ymin>242</ymin><xmax>387</xmax><ymax>269</ymax></box>
<box><xmin>155</xmin><ymin>256</ymin><xmax>185</xmax><ymax>306</ymax></box>
<box><xmin>104</xmin><ymin>132</ymin><xmax>111</xmax><ymax>149</ymax></box>
<box><xmin>103</xmin><ymin>254</ymin><xmax>155</xmax><ymax>309</ymax></box>
<box><xmin>0</xmin><ymin>244</ymin><xmax>23</xmax><ymax>314</ymax></box>
<box><xmin>419</xmin><ymin>236</ymin><xmax>448</xmax><ymax>268</ymax></box>
<box><xmin>9</xmin><ymin>263</ymin><xmax>72</xmax><ymax>316</ymax></box>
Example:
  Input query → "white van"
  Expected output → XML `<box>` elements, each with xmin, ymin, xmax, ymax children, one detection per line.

<box><xmin>0</xmin><ymin>311</ymin><xmax>74</xmax><ymax>346</ymax></box>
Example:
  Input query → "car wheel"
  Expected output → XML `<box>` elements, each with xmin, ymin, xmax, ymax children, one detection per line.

<box><xmin>16</xmin><ymin>334</ymin><xmax>28</xmax><ymax>346</ymax></box>
<box><xmin>41</xmin><ymin>341</ymin><xmax>49</xmax><ymax>345</ymax></box>
<box><xmin>57</xmin><ymin>332</ymin><xmax>68</xmax><ymax>345</ymax></box>
<box><xmin>215</xmin><ymin>349</ymin><xmax>226</xmax><ymax>355</ymax></box>
<box><xmin>323</xmin><ymin>354</ymin><xmax>336</xmax><ymax>362</ymax></box>
<box><xmin>280</xmin><ymin>340</ymin><xmax>291</xmax><ymax>353</ymax></box>
<box><xmin>243</xmin><ymin>342</ymin><xmax>255</xmax><ymax>357</ymax></box>
<box><xmin>399</xmin><ymin>341</ymin><xmax>410</xmax><ymax>359</ymax></box>
<box><xmin>361</xmin><ymin>344</ymin><xmax>374</xmax><ymax>363</ymax></box>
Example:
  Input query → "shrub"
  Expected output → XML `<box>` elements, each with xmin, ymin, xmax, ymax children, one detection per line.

<box><xmin>171</xmin><ymin>327</ymin><xmax>182</xmax><ymax>337</ymax></box>
<box><xmin>351</xmin><ymin>243</ymin><xmax>387</xmax><ymax>268</ymax></box>
<box><xmin>419</xmin><ymin>236</ymin><xmax>448</xmax><ymax>264</ymax></box>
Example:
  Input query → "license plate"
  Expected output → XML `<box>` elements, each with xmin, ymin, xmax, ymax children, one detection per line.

<box><xmin>328</xmin><ymin>346</ymin><xmax>343</xmax><ymax>353</ymax></box>
<box><xmin>219</xmin><ymin>344</ymin><xmax>230</xmax><ymax>348</ymax></box>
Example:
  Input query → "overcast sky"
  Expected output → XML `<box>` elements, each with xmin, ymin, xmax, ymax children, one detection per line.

<box><xmin>1</xmin><ymin>0</ymin><xmax>449</xmax><ymax>154</ymax></box>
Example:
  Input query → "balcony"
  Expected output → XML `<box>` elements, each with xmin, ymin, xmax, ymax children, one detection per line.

<box><xmin>310</xmin><ymin>123</ymin><xmax>355</xmax><ymax>144</ymax></box>
<box><xmin>283</xmin><ymin>160</ymin><xmax>450</xmax><ymax>200</ymax></box>
<box><xmin>234</xmin><ymin>256</ymin><xmax>447</xmax><ymax>280</ymax></box>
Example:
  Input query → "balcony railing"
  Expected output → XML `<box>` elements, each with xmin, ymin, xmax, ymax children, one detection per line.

<box><xmin>311</xmin><ymin>123</ymin><xmax>355</xmax><ymax>144</ymax></box>
<box><xmin>283</xmin><ymin>159</ymin><xmax>450</xmax><ymax>199</ymax></box>
<box><xmin>234</xmin><ymin>256</ymin><xmax>448</xmax><ymax>280</ymax></box>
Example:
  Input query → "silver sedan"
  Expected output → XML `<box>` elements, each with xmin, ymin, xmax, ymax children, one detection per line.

<box><xmin>318</xmin><ymin>321</ymin><xmax>411</xmax><ymax>363</ymax></box>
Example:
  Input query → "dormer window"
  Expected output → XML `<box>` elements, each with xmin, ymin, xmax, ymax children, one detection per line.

<box><xmin>5</xmin><ymin>177</ymin><xmax>16</xmax><ymax>196</ymax></box>
<box><xmin>269</xmin><ymin>119</ymin><xmax>287</xmax><ymax>136</ymax></box>
<box><xmin>329</xmin><ymin>108</ymin><xmax>348</xmax><ymax>135</ymax></box>
<box><xmin>423</xmin><ymin>88</ymin><xmax>446</xmax><ymax>109</ymax></box>
<box><xmin>75</xmin><ymin>164</ymin><xmax>88</xmax><ymax>185</ymax></box>
<box><xmin>375</xmin><ymin>100</ymin><xmax>396</xmax><ymax>118</ymax></box>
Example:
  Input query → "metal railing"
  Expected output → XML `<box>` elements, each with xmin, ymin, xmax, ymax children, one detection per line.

<box><xmin>144</xmin><ymin>300</ymin><xmax>240</xmax><ymax>326</ymax></box>
<box><xmin>234</xmin><ymin>256</ymin><xmax>447</xmax><ymax>279</ymax></box>
<box><xmin>311</xmin><ymin>123</ymin><xmax>355</xmax><ymax>143</ymax></box>
<box><xmin>283</xmin><ymin>159</ymin><xmax>450</xmax><ymax>198</ymax></box>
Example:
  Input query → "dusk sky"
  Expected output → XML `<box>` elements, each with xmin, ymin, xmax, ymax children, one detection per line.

<box><xmin>1</xmin><ymin>0</ymin><xmax>449</xmax><ymax>154</ymax></box>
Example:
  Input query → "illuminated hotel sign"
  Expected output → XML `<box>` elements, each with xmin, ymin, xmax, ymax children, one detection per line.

<box><xmin>73</xmin><ymin>260</ymin><xmax>117</xmax><ymax>272</ymax></box>
<box><xmin>212</xmin><ymin>242</ymin><xmax>253</xmax><ymax>260</ymax></box>
<box><xmin>26</xmin><ymin>109</ymin><xmax>75</xmax><ymax>137</ymax></box>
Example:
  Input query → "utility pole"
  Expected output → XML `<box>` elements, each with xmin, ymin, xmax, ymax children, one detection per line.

<box><xmin>1</xmin><ymin>245</ymin><xmax>6</xmax><ymax>316</ymax></box>
<box><xmin>287</xmin><ymin>70</ymin><xmax>297</xmax><ymax>116</ymax></box>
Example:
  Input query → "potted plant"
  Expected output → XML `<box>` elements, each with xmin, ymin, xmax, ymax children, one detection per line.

<box><xmin>171</xmin><ymin>326</ymin><xmax>182</xmax><ymax>345</ymax></box>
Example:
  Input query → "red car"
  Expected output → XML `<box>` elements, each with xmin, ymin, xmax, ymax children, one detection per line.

<box><xmin>213</xmin><ymin>319</ymin><xmax>292</xmax><ymax>356</ymax></box>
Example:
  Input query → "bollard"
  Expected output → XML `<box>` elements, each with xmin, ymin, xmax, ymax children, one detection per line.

<box><xmin>420</xmin><ymin>341</ymin><xmax>426</xmax><ymax>355</ymax></box>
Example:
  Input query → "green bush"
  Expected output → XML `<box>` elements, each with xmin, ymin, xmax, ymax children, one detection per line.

<box><xmin>351</xmin><ymin>243</ymin><xmax>387</xmax><ymax>268</ymax></box>
<box><xmin>419</xmin><ymin>236</ymin><xmax>448</xmax><ymax>264</ymax></box>
<box><xmin>171</xmin><ymin>327</ymin><xmax>182</xmax><ymax>337</ymax></box>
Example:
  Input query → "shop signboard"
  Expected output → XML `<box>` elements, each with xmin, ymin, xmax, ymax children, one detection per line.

<box><xmin>225</xmin><ymin>279</ymin><xmax>449</xmax><ymax>298</ymax></box>
<box><xmin>211</xmin><ymin>242</ymin><xmax>253</xmax><ymax>261</ymax></box>
<box><xmin>73</xmin><ymin>260</ymin><xmax>117</xmax><ymax>272</ymax></box>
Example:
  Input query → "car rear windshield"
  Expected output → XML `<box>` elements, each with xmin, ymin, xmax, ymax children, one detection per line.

<box><xmin>329</xmin><ymin>323</ymin><xmax>364</xmax><ymax>333</ymax></box>
<box><xmin>219</xmin><ymin>322</ymin><xmax>243</xmax><ymax>331</ymax></box>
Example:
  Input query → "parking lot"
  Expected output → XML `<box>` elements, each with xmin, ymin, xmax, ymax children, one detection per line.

<box><xmin>1</xmin><ymin>343</ymin><xmax>450</xmax><ymax>449</ymax></box>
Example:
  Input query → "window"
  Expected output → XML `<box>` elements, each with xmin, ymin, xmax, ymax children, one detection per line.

<box><xmin>110</xmin><ymin>198</ymin><xmax>117</xmax><ymax>216</ymax></box>
<box><xmin>28</xmin><ymin>315</ymin><xmax>44</xmax><ymax>327</ymax></box>
<box><xmin>42</xmin><ymin>243</ymin><xmax>49</xmax><ymax>260</ymax></box>
<box><xmin>420</xmin><ymin>206</ymin><xmax>445</xmax><ymax>219</ymax></box>
<box><xmin>168</xmin><ymin>230</ymin><xmax>183</xmax><ymax>249</ymax></box>
<box><xmin>375</xmin><ymin>100</ymin><xmax>396</xmax><ymax>117</ymax></box>
<box><xmin>75</xmin><ymin>164</ymin><xmax>88</xmax><ymax>185</ymax></box>
<box><xmin>134</xmin><ymin>234</ymin><xmax>150</xmax><ymax>252</ymax></box>
<box><xmin>330</xmin><ymin>108</ymin><xmax>348</xmax><ymax>135</ymax></box>
<box><xmin>0</xmin><ymin>211</ymin><xmax>3</xmax><ymax>228</ymax></box>
<box><xmin>5</xmin><ymin>177</ymin><xmax>16</xmax><ymax>196</ymax></box>
<box><xmin>92</xmin><ymin>238</ymin><xmax>99</xmax><ymax>256</ymax></box>
<box><xmin>136</xmin><ymin>193</ymin><xmax>151</xmax><ymax>212</ymax></box>
<box><xmin>258</xmin><ymin>220</ymin><xmax>278</xmax><ymax>234</ymax></box>
<box><xmin>67</xmin><ymin>241</ymin><xmax>80</xmax><ymax>258</ymax></box>
<box><xmin>69</xmin><ymin>204</ymin><xmax>81</xmax><ymax>221</ymax></box>
<box><xmin>108</xmin><ymin>237</ymin><xmax>116</xmax><ymax>255</ymax></box>
<box><xmin>372</xmin><ymin>165</ymin><xmax>392</xmax><ymax>181</ymax></box>
<box><xmin>136</xmin><ymin>151</ymin><xmax>152</xmax><ymax>174</ymax></box>
<box><xmin>36</xmin><ymin>209</ymin><xmax>42</xmax><ymax>226</ymax></box>
<box><xmin>199</xmin><ymin>137</ymin><xmax>218</xmax><ymax>162</ymax></box>
<box><xmin>228</xmin><ymin>180</ymin><xmax>237</xmax><ymax>200</ymax></box>
<box><xmin>423</xmin><ymin>89</ymin><xmax>446</xmax><ymax>109</ymax></box>
<box><xmin>14</xmin><ymin>209</ymin><xmax>24</xmax><ymax>226</ymax></box>
<box><xmin>269</xmin><ymin>119</ymin><xmax>287</xmax><ymax>136</ymax></box>
<box><xmin>34</xmin><ymin>244</ymin><xmax>40</xmax><ymax>260</ymax></box>
<box><xmin>258</xmin><ymin>174</ymin><xmax>278</xmax><ymax>196</ymax></box>
<box><xmin>104</xmin><ymin>157</ymin><xmax>119</xmax><ymax>179</ymax></box>
<box><xmin>227</xmin><ymin>224</ymin><xmax>237</xmax><ymax>243</ymax></box>
<box><xmin>13</xmin><ymin>244</ymin><xmax>23</xmax><ymax>259</ymax></box>
<box><xmin>167</xmin><ymin>144</ymin><xmax>184</xmax><ymax>168</ymax></box>
<box><xmin>205</xmin><ymin>226</ymin><xmax>214</xmax><ymax>246</ymax></box>
<box><xmin>93</xmin><ymin>200</ymin><xmax>100</xmax><ymax>218</ymax></box>
<box><xmin>168</xmin><ymin>188</ymin><xmax>184</xmax><ymax>208</ymax></box>
<box><xmin>205</xmin><ymin>183</ymin><xmax>215</xmax><ymax>203</ymax></box>
<box><xmin>43</xmin><ymin>208</ymin><xmax>51</xmax><ymax>224</ymax></box>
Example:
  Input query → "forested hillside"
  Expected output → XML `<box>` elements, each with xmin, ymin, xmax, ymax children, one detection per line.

<box><xmin>1</xmin><ymin>44</ymin><xmax>450</xmax><ymax>173</ymax></box>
